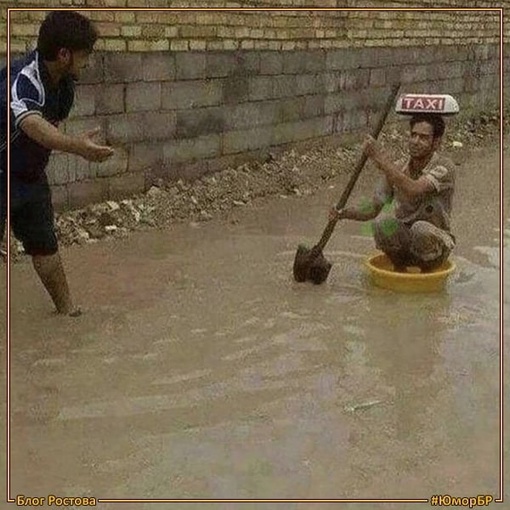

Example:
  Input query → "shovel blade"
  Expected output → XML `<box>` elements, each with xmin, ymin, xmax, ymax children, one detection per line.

<box><xmin>293</xmin><ymin>244</ymin><xmax>332</xmax><ymax>284</ymax></box>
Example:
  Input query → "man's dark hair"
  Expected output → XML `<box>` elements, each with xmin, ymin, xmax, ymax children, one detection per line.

<box><xmin>37</xmin><ymin>11</ymin><xmax>98</xmax><ymax>60</ymax></box>
<box><xmin>410</xmin><ymin>113</ymin><xmax>446</xmax><ymax>139</ymax></box>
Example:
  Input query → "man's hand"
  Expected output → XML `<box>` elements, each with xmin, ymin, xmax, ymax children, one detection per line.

<box><xmin>76</xmin><ymin>127</ymin><xmax>114</xmax><ymax>162</ymax></box>
<box><xmin>329</xmin><ymin>206</ymin><xmax>348</xmax><ymax>222</ymax></box>
<box><xmin>20</xmin><ymin>115</ymin><xmax>114</xmax><ymax>162</ymax></box>
<box><xmin>362</xmin><ymin>135</ymin><xmax>386</xmax><ymax>165</ymax></box>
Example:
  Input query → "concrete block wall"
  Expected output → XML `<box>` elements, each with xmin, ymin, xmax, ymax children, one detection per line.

<box><xmin>0</xmin><ymin>2</ymin><xmax>506</xmax><ymax>210</ymax></box>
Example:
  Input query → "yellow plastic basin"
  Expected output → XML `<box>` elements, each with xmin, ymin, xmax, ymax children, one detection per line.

<box><xmin>365</xmin><ymin>252</ymin><xmax>456</xmax><ymax>293</ymax></box>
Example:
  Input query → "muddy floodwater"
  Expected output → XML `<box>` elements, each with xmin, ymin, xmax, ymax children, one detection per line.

<box><xmin>0</xmin><ymin>140</ymin><xmax>507</xmax><ymax>510</ymax></box>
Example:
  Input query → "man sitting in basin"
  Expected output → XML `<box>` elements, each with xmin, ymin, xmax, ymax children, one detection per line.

<box><xmin>330</xmin><ymin>113</ymin><xmax>455</xmax><ymax>272</ymax></box>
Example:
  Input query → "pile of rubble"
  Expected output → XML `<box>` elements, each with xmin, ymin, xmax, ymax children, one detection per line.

<box><xmin>6</xmin><ymin>109</ymin><xmax>501</xmax><ymax>262</ymax></box>
<box><xmin>51</xmin><ymin>142</ymin><xmax>361</xmax><ymax>247</ymax></box>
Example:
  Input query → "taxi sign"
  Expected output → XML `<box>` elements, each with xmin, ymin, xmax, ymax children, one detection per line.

<box><xmin>396</xmin><ymin>94</ymin><xmax>459</xmax><ymax>116</ymax></box>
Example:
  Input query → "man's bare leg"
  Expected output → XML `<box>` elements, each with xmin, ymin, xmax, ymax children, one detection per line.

<box><xmin>32</xmin><ymin>252</ymin><xmax>81</xmax><ymax>316</ymax></box>
<box><xmin>373</xmin><ymin>215</ymin><xmax>411</xmax><ymax>272</ymax></box>
<box><xmin>387</xmin><ymin>253</ymin><xmax>408</xmax><ymax>273</ymax></box>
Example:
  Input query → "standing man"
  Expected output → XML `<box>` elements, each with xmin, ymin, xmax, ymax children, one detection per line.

<box><xmin>1</xmin><ymin>10</ymin><xmax>114</xmax><ymax>316</ymax></box>
<box><xmin>330</xmin><ymin>113</ymin><xmax>456</xmax><ymax>272</ymax></box>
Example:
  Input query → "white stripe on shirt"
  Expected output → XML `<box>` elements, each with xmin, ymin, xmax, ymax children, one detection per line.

<box><xmin>10</xmin><ymin>53</ymin><xmax>45</xmax><ymax>127</ymax></box>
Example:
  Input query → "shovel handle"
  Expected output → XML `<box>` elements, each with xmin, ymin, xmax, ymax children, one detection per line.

<box><xmin>334</xmin><ymin>81</ymin><xmax>401</xmax><ymax>212</ymax></box>
<box><xmin>314</xmin><ymin>81</ymin><xmax>401</xmax><ymax>252</ymax></box>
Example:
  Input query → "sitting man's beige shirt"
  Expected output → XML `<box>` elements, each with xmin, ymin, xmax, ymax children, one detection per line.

<box><xmin>373</xmin><ymin>152</ymin><xmax>456</xmax><ymax>245</ymax></box>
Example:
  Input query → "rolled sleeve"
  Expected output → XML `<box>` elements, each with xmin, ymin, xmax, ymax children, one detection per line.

<box><xmin>424</xmin><ymin>164</ymin><xmax>454</xmax><ymax>193</ymax></box>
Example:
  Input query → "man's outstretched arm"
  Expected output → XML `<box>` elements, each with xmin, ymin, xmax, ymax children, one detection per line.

<box><xmin>19</xmin><ymin>114</ymin><xmax>114</xmax><ymax>162</ymax></box>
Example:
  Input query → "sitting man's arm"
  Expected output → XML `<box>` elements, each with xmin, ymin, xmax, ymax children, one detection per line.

<box><xmin>362</xmin><ymin>135</ymin><xmax>436</xmax><ymax>199</ymax></box>
<box><xmin>330</xmin><ymin>175</ymin><xmax>393</xmax><ymax>222</ymax></box>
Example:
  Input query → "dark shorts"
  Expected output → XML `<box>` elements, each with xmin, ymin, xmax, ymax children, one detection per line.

<box><xmin>0</xmin><ymin>176</ymin><xmax>58</xmax><ymax>256</ymax></box>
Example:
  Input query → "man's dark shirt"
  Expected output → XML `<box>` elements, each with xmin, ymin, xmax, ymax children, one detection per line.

<box><xmin>0</xmin><ymin>50</ymin><xmax>75</xmax><ymax>183</ymax></box>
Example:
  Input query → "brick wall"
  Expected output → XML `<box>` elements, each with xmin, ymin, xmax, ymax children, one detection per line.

<box><xmin>0</xmin><ymin>2</ymin><xmax>506</xmax><ymax>210</ymax></box>
<box><xmin>1</xmin><ymin>2</ymin><xmax>506</xmax><ymax>53</ymax></box>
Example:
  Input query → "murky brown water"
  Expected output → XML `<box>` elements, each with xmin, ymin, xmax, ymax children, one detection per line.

<box><xmin>0</xmin><ymin>140</ymin><xmax>507</xmax><ymax>509</ymax></box>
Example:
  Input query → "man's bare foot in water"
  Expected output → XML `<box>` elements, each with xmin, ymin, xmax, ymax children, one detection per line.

<box><xmin>32</xmin><ymin>253</ymin><xmax>81</xmax><ymax>318</ymax></box>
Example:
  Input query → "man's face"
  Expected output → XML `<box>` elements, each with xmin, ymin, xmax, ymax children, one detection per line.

<box><xmin>408</xmin><ymin>121</ymin><xmax>440</xmax><ymax>159</ymax></box>
<box><xmin>57</xmin><ymin>48</ymin><xmax>91</xmax><ymax>80</ymax></box>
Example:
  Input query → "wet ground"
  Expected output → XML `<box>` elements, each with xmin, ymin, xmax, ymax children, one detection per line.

<box><xmin>0</xmin><ymin>139</ymin><xmax>507</xmax><ymax>509</ymax></box>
